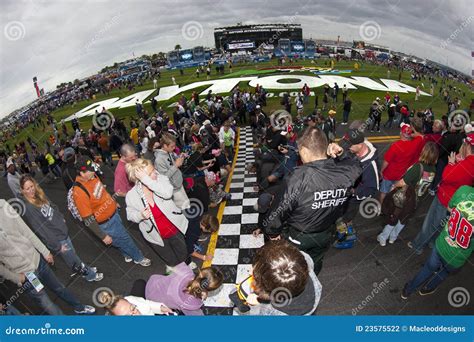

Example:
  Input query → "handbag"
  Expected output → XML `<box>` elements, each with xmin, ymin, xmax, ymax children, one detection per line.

<box><xmin>392</xmin><ymin>187</ymin><xmax>407</xmax><ymax>208</ymax></box>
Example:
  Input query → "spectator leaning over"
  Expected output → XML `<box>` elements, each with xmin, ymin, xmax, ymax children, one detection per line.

<box><xmin>154</xmin><ymin>133</ymin><xmax>190</xmax><ymax>210</ymax></box>
<box><xmin>125</xmin><ymin>158</ymin><xmax>189</xmax><ymax>269</ymax></box>
<box><xmin>0</xmin><ymin>199</ymin><xmax>95</xmax><ymax>315</ymax></box>
<box><xmin>72</xmin><ymin>156</ymin><xmax>151</xmax><ymax>267</ymax></box>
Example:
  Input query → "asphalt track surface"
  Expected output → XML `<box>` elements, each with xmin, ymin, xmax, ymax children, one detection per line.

<box><xmin>1</xmin><ymin>128</ymin><xmax>472</xmax><ymax>315</ymax></box>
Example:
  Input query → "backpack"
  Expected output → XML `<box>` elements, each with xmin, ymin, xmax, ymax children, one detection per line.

<box><xmin>67</xmin><ymin>182</ymin><xmax>90</xmax><ymax>221</ymax></box>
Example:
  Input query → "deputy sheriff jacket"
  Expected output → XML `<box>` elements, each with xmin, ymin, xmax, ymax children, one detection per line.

<box><xmin>264</xmin><ymin>155</ymin><xmax>362</xmax><ymax>237</ymax></box>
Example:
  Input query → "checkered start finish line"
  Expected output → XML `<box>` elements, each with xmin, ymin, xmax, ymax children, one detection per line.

<box><xmin>204</xmin><ymin>127</ymin><xmax>264</xmax><ymax>315</ymax></box>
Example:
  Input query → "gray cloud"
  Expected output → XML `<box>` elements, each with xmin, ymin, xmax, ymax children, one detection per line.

<box><xmin>0</xmin><ymin>0</ymin><xmax>471</xmax><ymax>118</ymax></box>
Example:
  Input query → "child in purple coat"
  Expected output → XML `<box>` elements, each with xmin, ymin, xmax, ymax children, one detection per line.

<box><xmin>145</xmin><ymin>262</ymin><xmax>223</xmax><ymax>315</ymax></box>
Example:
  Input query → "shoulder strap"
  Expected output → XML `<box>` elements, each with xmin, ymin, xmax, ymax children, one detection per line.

<box><xmin>73</xmin><ymin>181</ymin><xmax>90</xmax><ymax>198</ymax></box>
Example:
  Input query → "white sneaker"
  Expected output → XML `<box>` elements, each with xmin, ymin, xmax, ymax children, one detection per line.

<box><xmin>86</xmin><ymin>273</ymin><xmax>104</xmax><ymax>282</ymax></box>
<box><xmin>188</xmin><ymin>261</ymin><xmax>198</xmax><ymax>270</ymax></box>
<box><xmin>74</xmin><ymin>305</ymin><xmax>96</xmax><ymax>315</ymax></box>
<box><xmin>388</xmin><ymin>239</ymin><xmax>396</xmax><ymax>244</ymax></box>
<box><xmin>124</xmin><ymin>256</ymin><xmax>133</xmax><ymax>263</ymax></box>
<box><xmin>135</xmin><ymin>257</ymin><xmax>151</xmax><ymax>267</ymax></box>
<box><xmin>377</xmin><ymin>235</ymin><xmax>386</xmax><ymax>247</ymax></box>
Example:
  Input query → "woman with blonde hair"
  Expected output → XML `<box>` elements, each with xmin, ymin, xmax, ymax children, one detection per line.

<box><xmin>125</xmin><ymin>158</ymin><xmax>189</xmax><ymax>269</ymax></box>
<box><xmin>145</xmin><ymin>263</ymin><xmax>223</xmax><ymax>315</ymax></box>
<box><xmin>98</xmin><ymin>287</ymin><xmax>173</xmax><ymax>316</ymax></box>
<box><xmin>19</xmin><ymin>175</ymin><xmax>103</xmax><ymax>282</ymax></box>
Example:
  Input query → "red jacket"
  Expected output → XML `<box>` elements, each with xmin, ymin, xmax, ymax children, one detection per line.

<box><xmin>437</xmin><ymin>155</ymin><xmax>474</xmax><ymax>207</ymax></box>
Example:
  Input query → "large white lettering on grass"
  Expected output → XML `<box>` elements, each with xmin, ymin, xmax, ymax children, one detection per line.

<box><xmin>64</xmin><ymin>75</ymin><xmax>431</xmax><ymax>121</ymax></box>
<box><xmin>71</xmin><ymin>89</ymin><xmax>155</xmax><ymax>120</ymax></box>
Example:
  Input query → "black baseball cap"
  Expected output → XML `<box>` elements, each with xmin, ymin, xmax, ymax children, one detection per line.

<box><xmin>346</xmin><ymin>129</ymin><xmax>365</xmax><ymax>145</ymax></box>
<box><xmin>75</xmin><ymin>155</ymin><xmax>96</xmax><ymax>172</ymax></box>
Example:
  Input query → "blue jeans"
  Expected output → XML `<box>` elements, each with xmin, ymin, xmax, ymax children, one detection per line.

<box><xmin>412</xmin><ymin>196</ymin><xmax>448</xmax><ymax>253</ymax></box>
<box><xmin>27</xmin><ymin>257</ymin><xmax>84</xmax><ymax>315</ymax></box>
<box><xmin>99</xmin><ymin>212</ymin><xmax>144</xmax><ymax>262</ymax></box>
<box><xmin>58</xmin><ymin>236</ymin><xmax>97</xmax><ymax>281</ymax></box>
<box><xmin>378</xmin><ymin>220</ymin><xmax>405</xmax><ymax>243</ymax></box>
<box><xmin>405</xmin><ymin>248</ymin><xmax>457</xmax><ymax>294</ymax></box>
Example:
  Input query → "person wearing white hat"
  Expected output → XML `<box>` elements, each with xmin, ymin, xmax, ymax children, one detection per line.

<box><xmin>464</xmin><ymin>123</ymin><xmax>473</xmax><ymax>134</ymax></box>
<box><xmin>6</xmin><ymin>157</ymin><xmax>21</xmax><ymax>197</ymax></box>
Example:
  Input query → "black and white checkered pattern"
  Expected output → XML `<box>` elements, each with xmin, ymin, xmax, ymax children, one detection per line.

<box><xmin>203</xmin><ymin>127</ymin><xmax>264</xmax><ymax>315</ymax></box>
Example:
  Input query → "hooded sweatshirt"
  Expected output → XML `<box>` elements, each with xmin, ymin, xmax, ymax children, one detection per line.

<box><xmin>154</xmin><ymin>149</ymin><xmax>183</xmax><ymax>190</ymax></box>
<box><xmin>249</xmin><ymin>252</ymin><xmax>322</xmax><ymax>315</ymax></box>
<box><xmin>0</xmin><ymin>199</ymin><xmax>50</xmax><ymax>285</ymax></box>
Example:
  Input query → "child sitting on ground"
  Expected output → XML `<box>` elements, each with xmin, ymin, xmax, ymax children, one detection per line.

<box><xmin>190</xmin><ymin>214</ymin><xmax>219</xmax><ymax>262</ymax></box>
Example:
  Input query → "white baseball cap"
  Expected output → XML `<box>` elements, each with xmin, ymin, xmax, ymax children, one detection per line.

<box><xmin>6</xmin><ymin>157</ymin><xmax>14</xmax><ymax>169</ymax></box>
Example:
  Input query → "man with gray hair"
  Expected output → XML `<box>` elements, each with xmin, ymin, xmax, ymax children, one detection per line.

<box><xmin>114</xmin><ymin>143</ymin><xmax>137</xmax><ymax>197</ymax></box>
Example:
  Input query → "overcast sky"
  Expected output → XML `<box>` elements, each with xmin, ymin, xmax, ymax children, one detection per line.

<box><xmin>0</xmin><ymin>0</ymin><xmax>472</xmax><ymax>118</ymax></box>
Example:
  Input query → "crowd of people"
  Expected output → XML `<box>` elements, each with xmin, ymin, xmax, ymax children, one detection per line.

<box><xmin>1</xmin><ymin>67</ymin><xmax>473</xmax><ymax>316</ymax></box>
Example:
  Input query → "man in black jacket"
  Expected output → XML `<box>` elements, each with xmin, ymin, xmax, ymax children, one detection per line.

<box><xmin>263</xmin><ymin>127</ymin><xmax>361</xmax><ymax>274</ymax></box>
